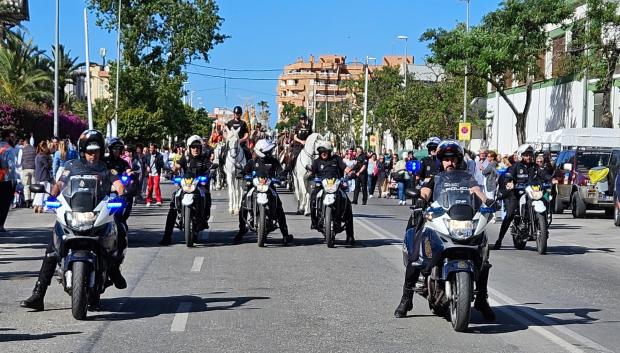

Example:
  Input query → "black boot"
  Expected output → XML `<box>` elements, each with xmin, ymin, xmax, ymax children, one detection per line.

<box><xmin>108</xmin><ymin>262</ymin><xmax>127</xmax><ymax>289</ymax></box>
<box><xmin>233</xmin><ymin>228</ymin><xmax>248</xmax><ymax>244</ymax></box>
<box><xmin>20</xmin><ymin>281</ymin><xmax>47</xmax><ymax>311</ymax></box>
<box><xmin>474</xmin><ymin>265</ymin><xmax>496</xmax><ymax>321</ymax></box>
<box><xmin>283</xmin><ymin>234</ymin><xmax>294</xmax><ymax>246</ymax></box>
<box><xmin>493</xmin><ymin>237</ymin><xmax>503</xmax><ymax>250</ymax></box>
<box><xmin>394</xmin><ymin>287</ymin><xmax>414</xmax><ymax>318</ymax></box>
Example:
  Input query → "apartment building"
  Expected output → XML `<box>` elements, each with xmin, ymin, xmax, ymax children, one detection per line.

<box><xmin>276</xmin><ymin>54</ymin><xmax>413</xmax><ymax>121</ymax></box>
<box><xmin>486</xmin><ymin>3</ymin><xmax>620</xmax><ymax>154</ymax></box>
<box><xmin>65</xmin><ymin>63</ymin><xmax>112</xmax><ymax>106</ymax></box>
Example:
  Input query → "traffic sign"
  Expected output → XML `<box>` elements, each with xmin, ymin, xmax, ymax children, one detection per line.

<box><xmin>458</xmin><ymin>122</ymin><xmax>471</xmax><ymax>141</ymax></box>
<box><xmin>369</xmin><ymin>135</ymin><xmax>377</xmax><ymax>147</ymax></box>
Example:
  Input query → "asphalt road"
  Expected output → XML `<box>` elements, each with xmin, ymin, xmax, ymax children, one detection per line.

<box><xmin>1</xmin><ymin>183</ymin><xmax>619</xmax><ymax>353</ymax></box>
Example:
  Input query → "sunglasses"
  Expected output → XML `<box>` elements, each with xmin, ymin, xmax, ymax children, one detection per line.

<box><xmin>190</xmin><ymin>145</ymin><xmax>201</xmax><ymax>149</ymax></box>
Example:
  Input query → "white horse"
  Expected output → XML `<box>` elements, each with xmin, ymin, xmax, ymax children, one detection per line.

<box><xmin>293</xmin><ymin>133</ymin><xmax>323</xmax><ymax>216</ymax></box>
<box><xmin>223</xmin><ymin>128</ymin><xmax>246</xmax><ymax>214</ymax></box>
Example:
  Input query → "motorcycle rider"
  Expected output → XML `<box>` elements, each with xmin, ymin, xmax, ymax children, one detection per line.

<box><xmin>20</xmin><ymin>130</ymin><xmax>127</xmax><ymax>311</ymax></box>
<box><xmin>493</xmin><ymin>145</ymin><xmax>538</xmax><ymax>250</ymax></box>
<box><xmin>418</xmin><ymin>137</ymin><xmax>441</xmax><ymax>183</ymax></box>
<box><xmin>225</xmin><ymin>106</ymin><xmax>252</xmax><ymax>161</ymax></box>
<box><xmin>104</xmin><ymin>138</ymin><xmax>133</xmax><ymax>228</ymax></box>
<box><xmin>290</xmin><ymin>113</ymin><xmax>313</xmax><ymax>171</ymax></box>
<box><xmin>234</xmin><ymin>139</ymin><xmax>294</xmax><ymax>245</ymax></box>
<box><xmin>309</xmin><ymin>141</ymin><xmax>355</xmax><ymax>244</ymax></box>
<box><xmin>394</xmin><ymin>140</ymin><xmax>496</xmax><ymax>321</ymax></box>
<box><xmin>159</xmin><ymin>135</ymin><xmax>214</xmax><ymax>246</ymax></box>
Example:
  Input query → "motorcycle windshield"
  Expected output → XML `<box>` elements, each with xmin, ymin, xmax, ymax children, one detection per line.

<box><xmin>62</xmin><ymin>175</ymin><xmax>100</xmax><ymax>212</ymax></box>
<box><xmin>432</xmin><ymin>171</ymin><xmax>477</xmax><ymax>210</ymax></box>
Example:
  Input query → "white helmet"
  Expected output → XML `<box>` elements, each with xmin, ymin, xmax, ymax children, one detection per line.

<box><xmin>254</xmin><ymin>139</ymin><xmax>276</xmax><ymax>158</ymax></box>
<box><xmin>186</xmin><ymin>135</ymin><xmax>203</xmax><ymax>148</ymax></box>
<box><xmin>316</xmin><ymin>140</ymin><xmax>333</xmax><ymax>154</ymax></box>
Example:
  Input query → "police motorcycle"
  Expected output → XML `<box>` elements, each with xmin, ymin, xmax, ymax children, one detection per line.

<box><xmin>29</xmin><ymin>178</ymin><xmax>125</xmax><ymax>320</ymax></box>
<box><xmin>241</xmin><ymin>170</ymin><xmax>282</xmax><ymax>247</ymax></box>
<box><xmin>404</xmin><ymin>170</ymin><xmax>494</xmax><ymax>332</ymax></box>
<box><xmin>511</xmin><ymin>179</ymin><xmax>550</xmax><ymax>255</ymax></box>
<box><xmin>172</xmin><ymin>165</ymin><xmax>218</xmax><ymax>247</ymax></box>
<box><xmin>311</xmin><ymin>173</ymin><xmax>352</xmax><ymax>248</ymax></box>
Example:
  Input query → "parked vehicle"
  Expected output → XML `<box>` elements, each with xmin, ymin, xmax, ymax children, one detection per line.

<box><xmin>552</xmin><ymin>147</ymin><xmax>620</xmax><ymax>218</ymax></box>
<box><xmin>29</xmin><ymin>179</ymin><xmax>124</xmax><ymax>320</ymax></box>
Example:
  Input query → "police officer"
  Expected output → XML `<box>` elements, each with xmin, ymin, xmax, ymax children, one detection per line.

<box><xmin>226</xmin><ymin>106</ymin><xmax>252</xmax><ymax>161</ymax></box>
<box><xmin>159</xmin><ymin>135</ymin><xmax>214</xmax><ymax>246</ymax></box>
<box><xmin>309</xmin><ymin>141</ymin><xmax>355</xmax><ymax>244</ymax></box>
<box><xmin>104</xmin><ymin>138</ymin><xmax>133</xmax><ymax>224</ymax></box>
<box><xmin>394</xmin><ymin>140</ymin><xmax>496</xmax><ymax>321</ymax></box>
<box><xmin>418</xmin><ymin>137</ymin><xmax>441</xmax><ymax>183</ymax></box>
<box><xmin>493</xmin><ymin>145</ymin><xmax>538</xmax><ymax>250</ymax></box>
<box><xmin>290</xmin><ymin>113</ymin><xmax>313</xmax><ymax>170</ymax></box>
<box><xmin>21</xmin><ymin>130</ymin><xmax>127</xmax><ymax>311</ymax></box>
<box><xmin>234</xmin><ymin>139</ymin><xmax>294</xmax><ymax>245</ymax></box>
<box><xmin>352</xmin><ymin>146</ymin><xmax>368</xmax><ymax>205</ymax></box>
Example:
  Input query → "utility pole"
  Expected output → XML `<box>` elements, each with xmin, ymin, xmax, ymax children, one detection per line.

<box><xmin>463</xmin><ymin>0</ymin><xmax>470</xmax><ymax>122</ymax></box>
<box><xmin>113</xmin><ymin>0</ymin><xmax>121</xmax><ymax>137</ymax></box>
<box><xmin>362</xmin><ymin>56</ymin><xmax>375</xmax><ymax>150</ymax></box>
<box><xmin>84</xmin><ymin>8</ymin><xmax>93</xmax><ymax>129</ymax></box>
<box><xmin>53</xmin><ymin>0</ymin><xmax>59</xmax><ymax>137</ymax></box>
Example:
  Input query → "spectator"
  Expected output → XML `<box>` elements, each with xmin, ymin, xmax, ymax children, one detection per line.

<box><xmin>144</xmin><ymin>143</ymin><xmax>164</xmax><ymax>206</ymax></box>
<box><xmin>136</xmin><ymin>143</ymin><xmax>146</xmax><ymax>202</ymax></box>
<box><xmin>375</xmin><ymin>154</ymin><xmax>387</xmax><ymax>198</ymax></box>
<box><xmin>33</xmin><ymin>141</ymin><xmax>53</xmax><ymax>214</ymax></box>
<box><xmin>18</xmin><ymin>137</ymin><xmax>36</xmax><ymax>208</ymax></box>
<box><xmin>482</xmin><ymin>150</ymin><xmax>499</xmax><ymax>199</ymax></box>
<box><xmin>0</xmin><ymin>130</ymin><xmax>18</xmax><ymax>232</ymax></box>
<box><xmin>343</xmin><ymin>150</ymin><xmax>357</xmax><ymax>192</ymax></box>
<box><xmin>52</xmin><ymin>140</ymin><xmax>70</xmax><ymax>181</ymax></box>
<box><xmin>367</xmin><ymin>153</ymin><xmax>378</xmax><ymax>198</ymax></box>
<box><xmin>393</xmin><ymin>152</ymin><xmax>410</xmax><ymax>205</ymax></box>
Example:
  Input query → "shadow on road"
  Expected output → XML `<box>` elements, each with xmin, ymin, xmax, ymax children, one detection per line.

<box><xmin>0</xmin><ymin>329</ymin><xmax>81</xmax><ymax>343</ymax></box>
<box><xmin>546</xmin><ymin>245</ymin><xmax>615</xmax><ymax>256</ymax></box>
<box><xmin>0</xmin><ymin>270</ymin><xmax>39</xmax><ymax>281</ymax></box>
<box><xmin>90</xmin><ymin>295</ymin><xmax>270</xmax><ymax>321</ymax></box>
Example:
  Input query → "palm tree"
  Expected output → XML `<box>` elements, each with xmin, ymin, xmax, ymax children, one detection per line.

<box><xmin>49</xmin><ymin>44</ymin><xmax>84</xmax><ymax>105</ymax></box>
<box><xmin>0</xmin><ymin>30</ymin><xmax>52</xmax><ymax>105</ymax></box>
<box><xmin>257</xmin><ymin>100</ymin><xmax>269</xmax><ymax>127</ymax></box>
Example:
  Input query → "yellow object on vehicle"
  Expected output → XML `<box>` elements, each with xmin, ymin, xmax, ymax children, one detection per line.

<box><xmin>588</xmin><ymin>167</ymin><xmax>609</xmax><ymax>185</ymax></box>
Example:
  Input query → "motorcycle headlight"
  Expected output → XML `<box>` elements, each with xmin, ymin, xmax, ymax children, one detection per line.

<box><xmin>444</xmin><ymin>219</ymin><xmax>477</xmax><ymax>240</ymax></box>
<box><xmin>253</xmin><ymin>177</ymin><xmax>271</xmax><ymax>193</ymax></box>
<box><xmin>182</xmin><ymin>178</ymin><xmax>197</xmax><ymax>193</ymax></box>
<box><xmin>66</xmin><ymin>212</ymin><xmax>98</xmax><ymax>232</ymax></box>
<box><xmin>322</xmin><ymin>178</ymin><xmax>340</xmax><ymax>193</ymax></box>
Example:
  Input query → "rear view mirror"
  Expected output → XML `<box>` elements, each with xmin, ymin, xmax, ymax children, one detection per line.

<box><xmin>29</xmin><ymin>184</ymin><xmax>46</xmax><ymax>194</ymax></box>
<box><xmin>563</xmin><ymin>163</ymin><xmax>573</xmax><ymax>172</ymax></box>
<box><xmin>405</xmin><ymin>189</ymin><xmax>419</xmax><ymax>199</ymax></box>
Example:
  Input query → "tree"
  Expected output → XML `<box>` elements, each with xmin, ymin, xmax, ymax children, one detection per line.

<box><xmin>422</xmin><ymin>0</ymin><xmax>573</xmax><ymax>144</ymax></box>
<box><xmin>257</xmin><ymin>100</ymin><xmax>270</xmax><ymax>127</ymax></box>
<box><xmin>276</xmin><ymin>102</ymin><xmax>305</xmax><ymax>130</ymax></box>
<box><xmin>571</xmin><ymin>0</ymin><xmax>620</xmax><ymax>128</ymax></box>
<box><xmin>89</xmin><ymin>0</ymin><xmax>227</xmax><ymax>141</ymax></box>
<box><xmin>49</xmin><ymin>44</ymin><xmax>84</xmax><ymax>106</ymax></box>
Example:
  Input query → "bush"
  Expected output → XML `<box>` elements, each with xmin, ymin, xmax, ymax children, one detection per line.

<box><xmin>0</xmin><ymin>104</ymin><xmax>88</xmax><ymax>141</ymax></box>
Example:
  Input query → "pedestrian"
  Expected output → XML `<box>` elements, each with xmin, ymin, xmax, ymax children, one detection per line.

<box><xmin>52</xmin><ymin>139</ymin><xmax>70</xmax><ymax>181</ymax></box>
<box><xmin>375</xmin><ymin>154</ymin><xmax>387</xmax><ymax>198</ymax></box>
<box><xmin>393</xmin><ymin>152</ymin><xmax>409</xmax><ymax>205</ymax></box>
<box><xmin>144</xmin><ymin>143</ymin><xmax>164</xmax><ymax>206</ymax></box>
<box><xmin>482</xmin><ymin>150</ymin><xmax>498</xmax><ymax>199</ymax></box>
<box><xmin>33</xmin><ymin>141</ymin><xmax>53</xmax><ymax>214</ymax></box>
<box><xmin>18</xmin><ymin>136</ymin><xmax>36</xmax><ymax>208</ymax></box>
<box><xmin>135</xmin><ymin>143</ymin><xmax>146</xmax><ymax>202</ymax></box>
<box><xmin>0</xmin><ymin>130</ymin><xmax>18</xmax><ymax>232</ymax></box>
<box><xmin>367</xmin><ymin>153</ymin><xmax>378</xmax><ymax>198</ymax></box>
<box><xmin>352</xmin><ymin>146</ymin><xmax>368</xmax><ymax>205</ymax></box>
<box><xmin>343</xmin><ymin>149</ymin><xmax>357</xmax><ymax>192</ymax></box>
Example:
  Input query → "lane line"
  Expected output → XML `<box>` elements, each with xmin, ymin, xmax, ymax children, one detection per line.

<box><xmin>170</xmin><ymin>302</ymin><xmax>192</xmax><ymax>332</ymax></box>
<box><xmin>190</xmin><ymin>256</ymin><xmax>204</xmax><ymax>272</ymax></box>
<box><xmin>355</xmin><ymin>216</ymin><xmax>612</xmax><ymax>353</ymax></box>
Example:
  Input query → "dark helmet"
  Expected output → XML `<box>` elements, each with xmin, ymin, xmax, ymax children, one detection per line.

<box><xmin>520</xmin><ymin>145</ymin><xmax>535</xmax><ymax>157</ymax></box>
<box><xmin>78</xmin><ymin>130</ymin><xmax>105</xmax><ymax>155</ymax></box>
<box><xmin>425</xmin><ymin>137</ymin><xmax>441</xmax><ymax>152</ymax></box>
<box><xmin>436</xmin><ymin>140</ymin><xmax>464</xmax><ymax>164</ymax></box>
<box><xmin>107</xmin><ymin>137</ymin><xmax>124</xmax><ymax>153</ymax></box>
<box><xmin>233</xmin><ymin>106</ymin><xmax>243</xmax><ymax>115</ymax></box>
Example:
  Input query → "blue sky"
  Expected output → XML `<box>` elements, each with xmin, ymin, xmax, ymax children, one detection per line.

<box><xmin>23</xmin><ymin>0</ymin><xmax>500</xmax><ymax>123</ymax></box>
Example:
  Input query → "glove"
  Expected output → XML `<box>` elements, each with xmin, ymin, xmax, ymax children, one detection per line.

<box><xmin>415</xmin><ymin>198</ymin><xmax>428</xmax><ymax>209</ymax></box>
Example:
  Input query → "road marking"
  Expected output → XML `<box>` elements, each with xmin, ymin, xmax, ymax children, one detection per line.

<box><xmin>190</xmin><ymin>256</ymin><xmax>204</xmax><ymax>272</ymax></box>
<box><xmin>170</xmin><ymin>302</ymin><xmax>192</xmax><ymax>332</ymax></box>
<box><xmin>356</xmin><ymin>215</ymin><xmax>613</xmax><ymax>353</ymax></box>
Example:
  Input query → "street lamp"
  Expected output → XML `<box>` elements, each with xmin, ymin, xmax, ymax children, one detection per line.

<box><xmin>397</xmin><ymin>35</ymin><xmax>408</xmax><ymax>87</ymax></box>
<box><xmin>362</xmin><ymin>56</ymin><xmax>376</xmax><ymax>150</ymax></box>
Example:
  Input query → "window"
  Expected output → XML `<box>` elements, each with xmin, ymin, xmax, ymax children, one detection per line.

<box><xmin>593</xmin><ymin>92</ymin><xmax>604</xmax><ymax>127</ymax></box>
<box><xmin>552</xmin><ymin>35</ymin><xmax>567</xmax><ymax>78</ymax></box>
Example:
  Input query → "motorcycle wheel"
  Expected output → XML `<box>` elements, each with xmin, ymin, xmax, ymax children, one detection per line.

<box><xmin>511</xmin><ymin>225</ymin><xmax>527</xmax><ymax>250</ymax></box>
<box><xmin>324</xmin><ymin>207</ymin><xmax>334</xmax><ymax>248</ymax></box>
<box><xmin>71</xmin><ymin>261</ymin><xmax>88</xmax><ymax>320</ymax></box>
<box><xmin>450</xmin><ymin>272</ymin><xmax>472</xmax><ymax>332</ymax></box>
<box><xmin>536</xmin><ymin>213</ymin><xmax>548</xmax><ymax>255</ymax></box>
<box><xmin>257</xmin><ymin>204</ymin><xmax>266</xmax><ymax>248</ymax></box>
<box><xmin>184</xmin><ymin>206</ymin><xmax>194</xmax><ymax>248</ymax></box>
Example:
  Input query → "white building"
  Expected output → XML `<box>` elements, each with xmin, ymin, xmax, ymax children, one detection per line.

<box><xmin>486</xmin><ymin>3</ymin><xmax>620</xmax><ymax>154</ymax></box>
